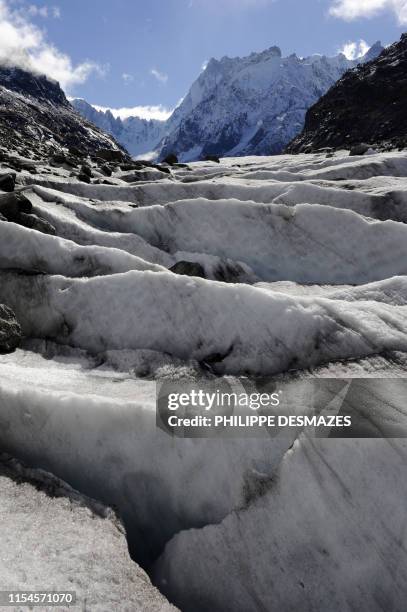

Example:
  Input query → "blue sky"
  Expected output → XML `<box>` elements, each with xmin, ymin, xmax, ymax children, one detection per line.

<box><xmin>0</xmin><ymin>0</ymin><xmax>405</xmax><ymax>118</ymax></box>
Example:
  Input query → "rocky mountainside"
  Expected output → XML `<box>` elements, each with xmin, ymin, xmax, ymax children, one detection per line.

<box><xmin>72</xmin><ymin>98</ymin><xmax>167</xmax><ymax>157</ymax></box>
<box><xmin>0</xmin><ymin>65</ymin><xmax>128</xmax><ymax>160</ymax></box>
<box><xmin>287</xmin><ymin>35</ymin><xmax>407</xmax><ymax>153</ymax></box>
<box><xmin>157</xmin><ymin>43</ymin><xmax>383</xmax><ymax>161</ymax></box>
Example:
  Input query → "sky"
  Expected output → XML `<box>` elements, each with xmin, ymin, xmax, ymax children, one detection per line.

<box><xmin>0</xmin><ymin>0</ymin><xmax>405</xmax><ymax>120</ymax></box>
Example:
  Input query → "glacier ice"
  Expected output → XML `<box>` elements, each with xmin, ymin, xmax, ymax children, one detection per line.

<box><xmin>1</xmin><ymin>150</ymin><xmax>407</xmax><ymax>611</ymax></box>
<box><xmin>154</xmin><ymin>435</ymin><xmax>407</xmax><ymax>612</ymax></box>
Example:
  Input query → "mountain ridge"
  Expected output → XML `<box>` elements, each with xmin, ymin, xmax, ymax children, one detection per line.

<box><xmin>71</xmin><ymin>99</ymin><xmax>167</xmax><ymax>158</ymax></box>
<box><xmin>0</xmin><ymin>64</ymin><xmax>128</xmax><ymax>160</ymax></box>
<box><xmin>287</xmin><ymin>34</ymin><xmax>407</xmax><ymax>153</ymax></box>
<box><xmin>72</xmin><ymin>42</ymin><xmax>383</xmax><ymax>161</ymax></box>
<box><xmin>158</xmin><ymin>42</ymin><xmax>383</xmax><ymax>161</ymax></box>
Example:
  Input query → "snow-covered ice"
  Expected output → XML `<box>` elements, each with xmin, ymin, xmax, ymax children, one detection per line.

<box><xmin>4</xmin><ymin>271</ymin><xmax>407</xmax><ymax>376</ymax></box>
<box><xmin>4</xmin><ymin>151</ymin><xmax>407</xmax><ymax>375</ymax></box>
<box><xmin>154</xmin><ymin>436</ymin><xmax>407</xmax><ymax>612</ymax></box>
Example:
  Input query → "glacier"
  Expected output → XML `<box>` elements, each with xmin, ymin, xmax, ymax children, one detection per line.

<box><xmin>1</xmin><ymin>149</ymin><xmax>407</xmax><ymax>611</ymax></box>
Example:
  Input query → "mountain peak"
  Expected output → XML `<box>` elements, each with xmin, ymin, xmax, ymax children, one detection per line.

<box><xmin>363</xmin><ymin>40</ymin><xmax>384</xmax><ymax>62</ymax></box>
<box><xmin>0</xmin><ymin>64</ymin><xmax>68</xmax><ymax>106</ymax></box>
<box><xmin>159</xmin><ymin>43</ymin><xmax>375</xmax><ymax>161</ymax></box>
<box><xmin>267</xmin><ymin>45</ymin><xmax>282</xmax><ymax>57</ymax></box>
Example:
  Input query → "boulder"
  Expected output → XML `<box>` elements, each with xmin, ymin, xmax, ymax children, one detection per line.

<box><xmin>155</xmin><ymin>164</ymin><xmax>171</xmax><ymax>175</ymax></box>
<box><xmin>80</xmin><ymin>163</ymin><xmax>93</xmax><ymax>178</ymax></box>
<box><xmin>17</xmin><ymin>161</ymin><xmax>37</xmax><ymax>173</ymax></box>
<box><xmin>121</xmin><ymin>173</ymin><xmax>142</xmax><ymax>183</ymax></box>
<box><xmin>0</xmin><ymin>304</ymin><xmax>21</xmax><ymax>353</ymax></box>
<box><xmin>138</xmin><ymin>161</ymin><xmax>171</xmax><ymax>174</ymax></box>
<box><xmin>4</xmin><ymin>158</ymin><xmax>36</xmax><ymax>173</ymax></box>
<box><xmin>100</xmin><ymin>164</ymin><xmax>112</xmax><ymax>177</ymax></box>
<box><xmin>349</xmin><ymin>144</ymin><xmax>373</xmax><ymax>156</ymax></box>
<box><xmin>0</xmin><ymin>173</ymin><xmax>16</xmax><ymax>192</ymax></box>
<box><xmin>170</xmin><ymin>261</ymin><xmax>206</xmax><ymax>278</ymax></box>
<box><xmin>120</xmin><ymin>162</ymin><xmax>143</xmax><ymax>171</ymax></box>
<box><xmin>64</xmin><ymin>156</ymin><xmax>78</xmax><ymax>168</ymax></box>
<box><xmin>0</xmin><ymin>192</ymin><xmax>32</xmax><ymax>220</ymax></box>
<box><xmin>50</xmin><ymin>153</ymin><xmax>67</xmax><ymax>165</ymax></box>
<box><xmin>96</xmin><ymin>148</ymin><xmax>125</xmax><ymax>163</ymax></box>
<box><xmin>68</xmin><ymin>146</ymin><xmax>85</xmax><ymax>158</ymax></box>
<box><xmin>204</xmin><ymin>155</ymin><xmax>220</xmax><ymax>163</ymax></box>
<box><xmin>50</xmin><ymin>153</ymin><xmax>77</xmax><ymax>168</ymax></box>
<box><xmin>18</xmin><ymin>213</ymin><xmax>56</xmax><ymax>235</ymax></box>
<box><xmin>163</xmin><ymin>153</ymin><xmax>178</xmax><ymax>166</ymax></box>
<box><xmin>78</xmin><ymin>173</ymin><xmax>91</xmax><ymax>184</ymax></box>
<box><xmin>93</xmin><ymin>179</ymin><xmax>116</xmax><ymax>185</ymax></box>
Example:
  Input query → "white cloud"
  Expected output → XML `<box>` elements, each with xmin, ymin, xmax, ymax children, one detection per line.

<box><xmin>339</xmin><ymin>39</ymin><xmax>370</xmax><ymax>59</ymax></box>
<box><xmin>25</xmin><ymin>4</ymin><xmax>60</xmax><ymax>19</ymax></box>
<box><xmin>27</xmin><ymin>4</ymin><xmax>48</xmax><ymax>17</ymax></box>
<box><xmin>0</xmin><ymin>0</ymin><xmax>104</xmax><ymax>91</ymax></box>
<box><xmin>93</xmin><ymin>104</ymin><xmax>173</xmax><ymax>122</ymax></box>
<box><xmin>121</xmin><ymin>72</ymin><xmax>134</xmax><ymax>84</ymax></box>
<box><xmin>150</xmin><ymin>68</ymin><xmax>168</xmax><ymax>84</ymax></box>
<box><xmin>329</xmin><ymin>0</ymin><xmax>407</xmax><ymax>24</ymax></box>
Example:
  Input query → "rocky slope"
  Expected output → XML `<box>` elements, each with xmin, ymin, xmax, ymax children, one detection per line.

<box><xmin>287</xmin><ymin>34</ymin><xmax>407</xmax><ymax>153</ymax></box>
<box><xmin>0</xmin><ymin>65</ymin><xmax>128</xmax><ymax>160</ymax></box>
<box><xmin>157</xmin><ymin>43</ymin><xmax>383</xmax><ymax>161</ymax></box>
<box><xmin>72</xmin><ymin>99</ymin><xmax>167</xmax><ymax>157</ymax></box>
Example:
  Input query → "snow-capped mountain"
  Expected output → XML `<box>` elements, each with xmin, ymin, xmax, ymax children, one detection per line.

<box><xmin>71</xmin><ymin>99</ymin><xmax>167</xmax><ymax>158</ymax></box>
<box><xmin>72</xmin><ymin>43</ymin><xmax>383</xmax><ymax>162</ymax></box>
<box><xmin>159</xmin><ymin>43</ymin><xmax>383</xmax><ymax>161</ymax></box>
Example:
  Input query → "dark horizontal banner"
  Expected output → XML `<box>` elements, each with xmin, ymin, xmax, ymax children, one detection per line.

<box><xmin>156</xmin><ymin>378</ymin><xmax>407</xmax><ymax>438</ymax></box>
